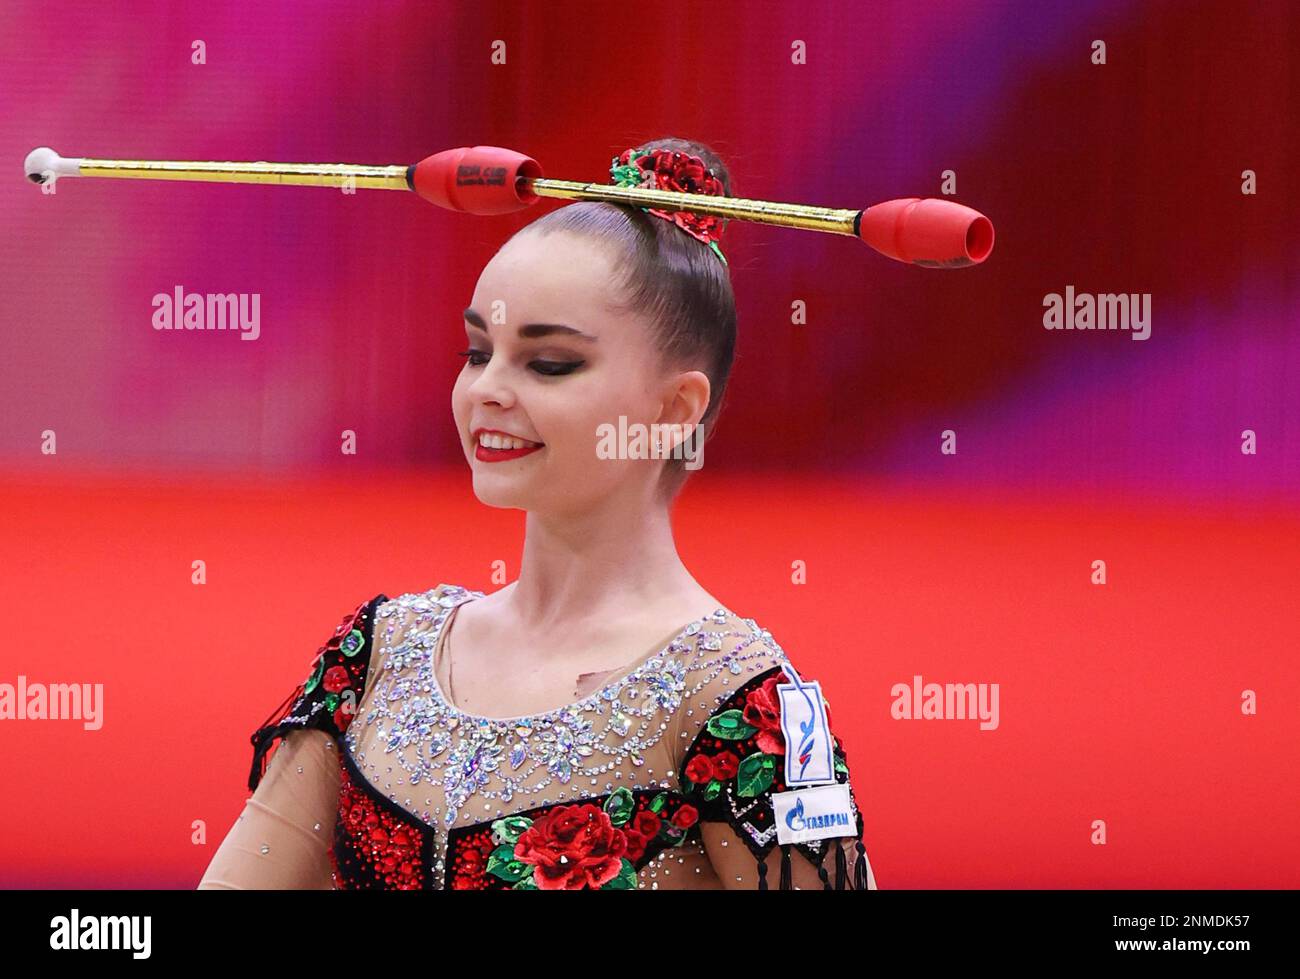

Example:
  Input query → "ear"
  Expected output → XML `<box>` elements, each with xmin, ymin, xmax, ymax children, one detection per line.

<box><xmin>653</xmin><ymin>369</ymin><xmax>710</xmax><ymax>442</ymax></box>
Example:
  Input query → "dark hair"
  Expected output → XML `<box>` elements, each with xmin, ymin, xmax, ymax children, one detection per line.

<box><xmin>513</xmin><ymin>136</ymin><xmax>737</xmax><ymax>501</ymax></box>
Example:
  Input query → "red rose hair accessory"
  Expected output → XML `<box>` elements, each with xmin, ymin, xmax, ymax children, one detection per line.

<box><xmin>609</xmin><ymin>147</ymin><xmax>729</xmax><ymax>266</ymax></box>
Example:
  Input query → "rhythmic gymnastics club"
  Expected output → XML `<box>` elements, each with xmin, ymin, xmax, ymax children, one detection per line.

<box><xmin>24</xmin><ymin>144</ymin><xmax>994</xmax><ymax>267</ymax></box>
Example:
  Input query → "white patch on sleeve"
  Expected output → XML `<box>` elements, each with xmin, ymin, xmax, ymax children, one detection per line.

<box><xmin>773</xmin><ymin>783</ymin><xmax>857</xmax><ymax>844</ymax></box>
<box><xmin>776</xmin><ymin>663</ymin><xmax>836</xmax><ymax>787</ymax></box>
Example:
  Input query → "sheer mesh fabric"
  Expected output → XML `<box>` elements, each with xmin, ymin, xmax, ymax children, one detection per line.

<box><xmin>199</xmin><ymin>586</ymin><xmax>877</xmax><ymax>890</ymax></box>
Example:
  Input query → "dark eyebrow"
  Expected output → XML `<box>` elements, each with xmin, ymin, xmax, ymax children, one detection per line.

<box><xmin>463</xmin><ymin>307</ymin><xmax>597</xmax><ymax>342</ymax></box>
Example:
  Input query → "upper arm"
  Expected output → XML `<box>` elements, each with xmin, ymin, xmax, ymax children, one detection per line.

<box><xmin>675</xmin><ymin>631</ymin><xmax>876</xmax><ymax>890</ymax></box>
<box><xmin>199</xmin><ymin>727</ymin><xmax>340</xmax><ymax>889</ymax></box>
<box><xmin>200</xmin><ymin>593</ymin><xmax>389</xmax><ymax>890</ymax></box>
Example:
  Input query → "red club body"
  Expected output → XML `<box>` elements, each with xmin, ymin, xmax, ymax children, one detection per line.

<box><xmin>409</xmin><ymin>145</ymin><xmax>543</xmax><ymax>215</ymax></box>
<box><xmin>856</xmin><ymin>198</ymin><xmax>996</xmax><ymax>268</ymax></box>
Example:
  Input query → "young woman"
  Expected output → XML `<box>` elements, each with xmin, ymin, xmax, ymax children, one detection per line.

<box><xmin>199</xmin><ymin>137</ymin><xmax>877</xmax><ymax>891</ymax></box>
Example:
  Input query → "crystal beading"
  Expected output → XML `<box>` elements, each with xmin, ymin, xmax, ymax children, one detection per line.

<box><xmin>340</xmin><ymin>583</ymin><xmax>785</xmax><ymax>888</ymax></box>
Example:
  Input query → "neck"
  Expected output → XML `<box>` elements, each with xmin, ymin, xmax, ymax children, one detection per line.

<box><xmin>505</xmin><ymin>486</ymin><xmax>700</xmax><ymax>632</ymax></box>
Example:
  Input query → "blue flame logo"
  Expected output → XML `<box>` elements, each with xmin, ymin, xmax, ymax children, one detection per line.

<box><xmin>785</xmin><ymin>796</ymin><xmax>806</xmax><ymax>831</ymax></box>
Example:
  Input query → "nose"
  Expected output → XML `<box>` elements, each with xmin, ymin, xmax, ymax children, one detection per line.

<box><xmin>465</xmin><ymin>354</ymin><xmax>516</xmax><ymax>409</ymax></box>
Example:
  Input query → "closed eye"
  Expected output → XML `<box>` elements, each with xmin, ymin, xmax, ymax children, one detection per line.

<box><xmin>457</xmin><ymin>348</ymin><xmax>585</xmax><ymax>376</ymax></box>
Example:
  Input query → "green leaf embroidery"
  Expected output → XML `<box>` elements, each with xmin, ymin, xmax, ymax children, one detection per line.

<box><xmin>512</xmin><ymin>873</ymin><xmax>539</xmax><ymax>889</ymax></box>
<box><xmin>340</xmin><ymin>628</ymin><xmax>366</xmax><ymax>657</ymax></box>
<box><xmin>706</xmin><ymin>709</ymin><xmax>757</xmax><ymax>740</ymax></box>
<box><xmin>656</xmin><ymin>821</ymin><xmax>684</xmax><ymax>844</ymax></box>
<box><xmin>648</xmin><ymin>792</ymin><xmax>668</xmax><ymax>814</ymax></box>
<box><xmin>703</xmin><ymin>779</ymin><xmax>723</xmax><ymax>801</ymax></box>
<box><xmin>604</xmin><ymin>786</ymin><xmax>635</xmax><ymax>827</ymax></box>
<box><xmin>834</xmin><ymin>755</ymin><xmax>849</xmax><ymax>775</ymax></box>
<box><xmin>491</xmin><ymin>815</ymin><xmax>532</xmax><ymax>845</ymax></box>
<box><xmin>303</xmin><ymin>656</ymin><xmax>324</xmax><ymax>694</ymax></box>
<box><xmin>737</xmin><ymin>752</ymin><xmax>775</xmax><ymax>797</ymax></box>
<box><xmin>600</xmin><ymin>858</ymin><xmax>639</xmax><ymax>890</ymax></box>
<box><xmin>485</xmin><ymin>843</ymin><xmax>528</xmax><ymax>883</ymax></box>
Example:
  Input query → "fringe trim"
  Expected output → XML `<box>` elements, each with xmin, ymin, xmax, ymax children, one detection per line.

<box><xmin>759</xmin><ymin>840</ymin><xmax>868</xmax><ymax>891</ymax></box>
<box><xmin>248</xmin><ymin>717</ymin><xmax>306</xmax><ymax>792</ymax></box>
<box><xmin>256</xmin><ymin>679</ymin><xmax>305</xmax><ymax>733</ymax></box>
<box><xmin>817</xmin><ymin>845</ymin><xmax>834</xmax><ymax>890</ymax></box>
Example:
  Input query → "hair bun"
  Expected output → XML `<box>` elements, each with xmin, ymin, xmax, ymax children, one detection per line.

<box><xmin>610</xmin><ymin>138</ymin><xmax>731</xmax><ymax>265</ymax></box>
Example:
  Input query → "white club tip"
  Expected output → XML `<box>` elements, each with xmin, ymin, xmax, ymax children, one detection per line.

<box><xmin>25</xmin><ymin>146</ymin><xmax>80</xmax><ymax>186</ymax></box>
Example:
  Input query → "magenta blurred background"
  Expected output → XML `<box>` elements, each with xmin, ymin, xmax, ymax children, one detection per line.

<box><xmin>3</xmin><ymin>0</ymin><xmax>1294</xmax><ymax>498</ymax></box>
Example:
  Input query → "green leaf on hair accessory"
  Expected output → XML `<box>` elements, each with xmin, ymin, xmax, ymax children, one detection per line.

<box><xmin>609</xmin><ymin>149</ymin><xmax>651</xmax><ymax>187</ymax></box>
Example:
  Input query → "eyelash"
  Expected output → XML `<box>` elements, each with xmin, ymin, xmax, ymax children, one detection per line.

<box><xmin>456</xmin><ymin>348</ymin><xmax>585</xmax><ymax>376</ymax></box>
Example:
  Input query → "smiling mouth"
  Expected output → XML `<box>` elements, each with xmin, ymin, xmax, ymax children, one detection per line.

<box><xmin>477</xmin><ymin>432</ymin><xmax>543</xmax><ymax>450</ymax></box>
<box><xmin>474</xmin><ymin>430</ymin><xmax>544</xmax><ymax>462</ymax></box>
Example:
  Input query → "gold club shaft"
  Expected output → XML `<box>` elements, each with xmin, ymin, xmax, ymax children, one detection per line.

<box><xmin>526</xmin><ymin>177</ymin><xmax>860</xmax><ymax>237</ymax></box>
<box><xmin>66</xmin><ymin>158</ymin><xmax>862</xmax><ymax>236</ymax></box>
<box><xmin>75</xmin><ymin>158</ymin><xmax>410</xmax><ymax>190</ymax></box>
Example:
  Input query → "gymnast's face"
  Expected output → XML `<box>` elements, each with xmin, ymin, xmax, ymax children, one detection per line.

<box><xmin>452</xmin><ymin>230</ymin><xmax>706</xmax><ymax>514</ymax></box>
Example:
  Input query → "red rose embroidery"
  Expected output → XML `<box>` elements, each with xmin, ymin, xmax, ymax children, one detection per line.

<box><xmin>672</xmin><ymin>804</ymin><xmax>699</xmax><ymax>830</ymax></box>
<box><xmin>324</xmin><ymin>605</ymin><xmax>365</xmax><ymax>652</ymax></box>
<box><xmin>744</xmin><ymin>675</ymin><xmax>786</xmax><ymax>755</ymax></box>
<box><xmin>712</xmin><ymin>751</ymin><xmax>740</xmax><ymax>780</ymax></box>
<box><xmin>686</xmin><ymin>750</ymin><xmax>742</xmax><ymax>785</ymax></box>
<box><xmin>631</xmin><ymin>811</ymin><xmax>661</xmax><ymax>838</ymax></box>
<box><xmin>323</xmin><ymin>665</ymin><xmax>352</xmax><ymax>694</ymax></box>
<box><xmin>684</xmin><ymin>753</ymin><xmax>715</xmax><ymax>785</ymax></box>
<box><xmin>513</xmin><ymin>803</ymin><xmax>628</xmax><ymax>890</ymax></box>
<box><xmin>622</xmin><ymin>830</ymin><xmax>648</xmax><ymax>862</ymax></box>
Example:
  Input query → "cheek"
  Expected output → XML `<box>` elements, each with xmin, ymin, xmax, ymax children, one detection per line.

<box><xmin>535</xmin><ymin>401</ymin><xmax>599</xmax><ymax>458</ymax></box>
<box><xmin>547</xmin><ymin>385</ymin><xmax>657</xmax><ymax>471</ymax></box>
<box><xmin>552</xmin><ymin>380</ymin><xmax>635</xmax><ymax>444</ymax></box>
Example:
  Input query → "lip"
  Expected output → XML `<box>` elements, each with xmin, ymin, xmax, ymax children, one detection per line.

<box><xmin>472</xmin><ymin>427</ymin><xmax>545</xmax><ymax>463</ymax></box>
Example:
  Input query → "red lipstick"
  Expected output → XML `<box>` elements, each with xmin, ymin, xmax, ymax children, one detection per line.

<box><xmin>472</xmin><ymin>427</ymin><xmax>544</xmax><ymax>463</ymax></box>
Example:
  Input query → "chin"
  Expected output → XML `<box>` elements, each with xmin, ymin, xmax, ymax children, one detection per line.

<box><xmin>469</xmin><ymin>471</ymin><xmax>535</xmax><ymax>511</ymax></box>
